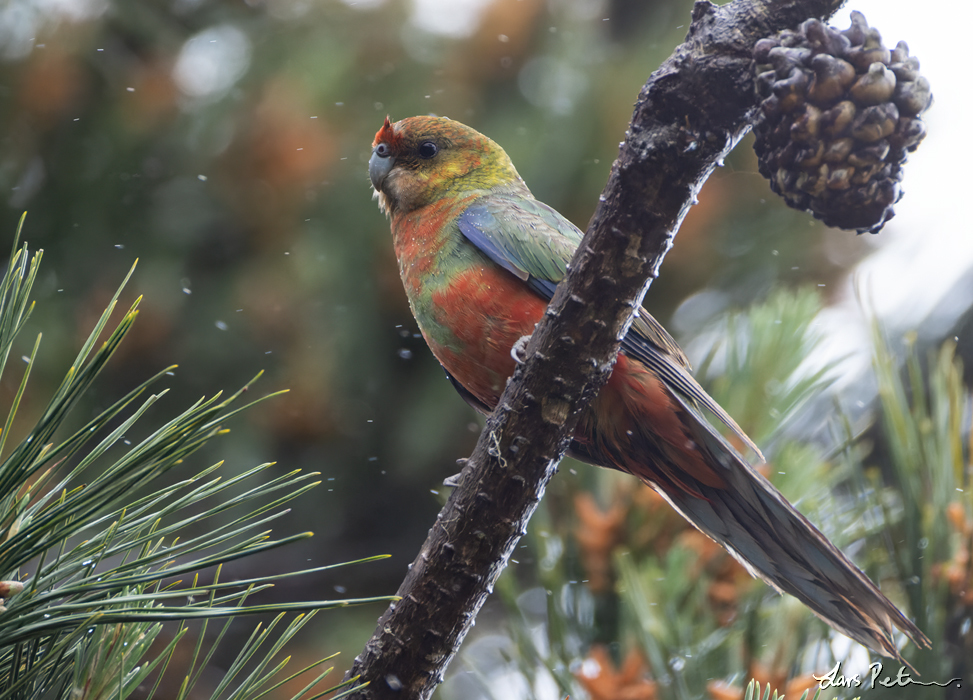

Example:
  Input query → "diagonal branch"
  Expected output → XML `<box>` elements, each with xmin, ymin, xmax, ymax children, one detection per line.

<box><xmin>346</xmin><ymin>0</ymin><xmax>845</xmax><ymax>697</ymax></box>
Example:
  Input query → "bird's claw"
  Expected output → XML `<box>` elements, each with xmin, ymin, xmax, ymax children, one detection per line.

<box><xmin>510</xmin><ymin>335</ymin><xmax>532</xmax><ymax>364</ymax></box>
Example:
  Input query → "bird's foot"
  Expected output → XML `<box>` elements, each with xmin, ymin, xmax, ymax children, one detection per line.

<box><xmin>510</xmin><ymin>335</ymin><xmax>532</xmax><ymax>364</ymax></box>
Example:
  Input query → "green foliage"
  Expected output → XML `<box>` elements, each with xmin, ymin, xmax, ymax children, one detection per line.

<box><xmin>0</xmin><ymin>229</ymin><xmax>393</xmax><ymax>699</ymax></box>
<box><xmin>829</xmin><ymin>328</ymin><xmax>972</xmax><ymax>695</ymax></box>
<box><xmin>699</xmin><ymin>288</ymin><xmax>835</xmax><ymax>445</ymax></box>
<box><xmin>744</xmin><ymin>679</ymin><xmax>820</xmax><ymax>700</ymax></box>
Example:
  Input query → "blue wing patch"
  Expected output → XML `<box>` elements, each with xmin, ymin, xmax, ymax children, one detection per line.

<box><xmin>457</xmin><ymin>204</ymin><xmax>561</xmax><ymax>300</ymax></box>
<box><xmin>456</xmin><ymin>206</ymin><xmax>530</xmax><ymax>282</ymax></box>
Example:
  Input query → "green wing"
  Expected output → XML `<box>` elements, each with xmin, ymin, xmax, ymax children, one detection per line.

<box><xmin>457</xmin><ymin>195</ymin><xmax>761</xmax><ymax>458</ymax></box>
<box><xmin>456</xmin><ymin>195</ymin><xmax>580</xmax><ymax>297</ymax></box>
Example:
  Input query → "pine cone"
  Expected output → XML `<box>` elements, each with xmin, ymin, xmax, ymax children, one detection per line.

<box><xmin>752</xmin><ymin>12</ymin><xmax>932</xmax><ymax>233</ymax></box>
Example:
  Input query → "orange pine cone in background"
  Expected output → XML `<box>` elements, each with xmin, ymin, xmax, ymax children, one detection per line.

<box><xmin>574</xmin><ymin>493</ymin><xmax>627</xmax><ymax>594</ymax></box>
<box><xmin>575</xmin><ymin>645</ymin><xmax>657</xmax><ymax>700</ymax></box>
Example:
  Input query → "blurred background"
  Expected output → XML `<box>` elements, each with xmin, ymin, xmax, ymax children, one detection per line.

<box><xmin>0</xmin><ymin>0</ymin><xmax>969</xmax><ymax>697</ymax></box>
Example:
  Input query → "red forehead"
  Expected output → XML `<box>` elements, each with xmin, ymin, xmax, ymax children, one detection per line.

<box><xmin>373</xmin><ymin>116</ymin><xmax>404</xmax><ymax>149</ymax></box>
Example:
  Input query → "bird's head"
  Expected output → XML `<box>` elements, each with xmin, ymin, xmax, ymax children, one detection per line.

<box><xmin>369</xmin><ymin>115</ymin><xmax>521</xmax><ymax>216</ymax></box>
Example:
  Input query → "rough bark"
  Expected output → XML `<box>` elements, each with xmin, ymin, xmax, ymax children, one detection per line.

<box><xmin>345</xmin><ymin>0</ymin><xmax>845</xmax><ymax>697</ymax></box>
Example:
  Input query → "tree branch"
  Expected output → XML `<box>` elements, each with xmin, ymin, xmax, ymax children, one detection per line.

<box><xmin>346</xmin><ymin>0</ymin><xmax>845</xmax><ymax>697</ymax></box>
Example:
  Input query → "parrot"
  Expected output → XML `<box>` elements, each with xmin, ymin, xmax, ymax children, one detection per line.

<box><xmin>368</xmin><ymin>114</ymin><xmax>929</xmax><ymax>664</ymax></box>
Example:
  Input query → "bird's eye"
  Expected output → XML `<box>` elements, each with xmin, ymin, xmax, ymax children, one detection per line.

<box><xmin>418</xmin><ymin>141</ymin><xmax>438</xmax><ymax>159</ymax></box>
<box><xmin>374</xmin><ymin>142</ymin><xmax>390</xmax><ymax>158</ymax></box>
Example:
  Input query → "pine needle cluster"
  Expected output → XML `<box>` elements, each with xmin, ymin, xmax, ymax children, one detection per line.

<box><xmin>0</xmin><ymin>218</ymin><xmax>394</xmax><ymax>700</ymax></box>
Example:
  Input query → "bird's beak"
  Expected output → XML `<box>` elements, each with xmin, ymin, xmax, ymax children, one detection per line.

<box><xmin>369</xmin><ymin>145</ymin><xmax>394</xmax><ymax>191</ymax></box>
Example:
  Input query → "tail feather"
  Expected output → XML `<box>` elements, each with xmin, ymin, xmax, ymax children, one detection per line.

<box><xmin>580</xmin><ymin>374</ymin><xmax>930</xmax><ymax>665</ymax></box>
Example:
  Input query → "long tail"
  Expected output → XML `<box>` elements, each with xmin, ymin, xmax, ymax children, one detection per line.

<box><xmin>574</xmin><ymin>357</ymin><xmax>930</xmax><ymax>664</ymax></box>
